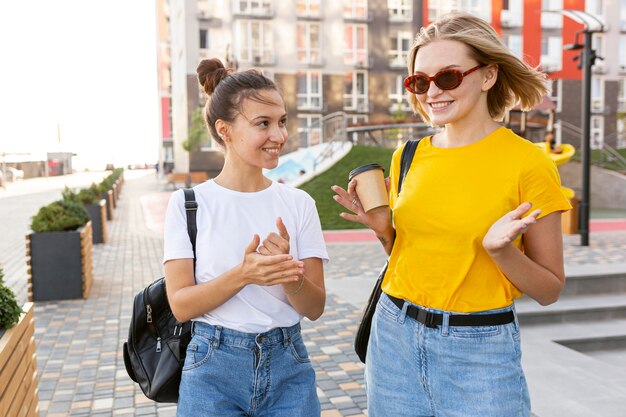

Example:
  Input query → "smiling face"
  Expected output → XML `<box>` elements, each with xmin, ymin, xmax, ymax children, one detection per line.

<box><xmin>219</xmin><ymin>89</ymin><xmax>288</xmax><ymax>171</ymax></box>
<box><xmin>411</xmin><ymin>39</ymin><xmax>494</xmax><ymax>128</ymax></box>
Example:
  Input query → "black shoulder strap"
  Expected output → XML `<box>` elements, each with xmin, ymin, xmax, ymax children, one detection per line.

<box><xmin>398</xmin><ymin>139</ymin><xmax>420</xmax><ymax>195</ymax></box>
<box><xmin>182</xmin><ymin>189</ymin><xmax>198</xmax><ymax>263</ymax></box>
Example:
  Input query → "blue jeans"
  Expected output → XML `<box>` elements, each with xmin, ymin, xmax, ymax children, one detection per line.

<box><xmin>366</xmin><ymin>293</ymin><xmax>530</xmax><ymax>417</ymax></box>
<box><xmin>177</xmin><ymin>321</ymin><xmax>320</xmax><ymax>417</ymax></box>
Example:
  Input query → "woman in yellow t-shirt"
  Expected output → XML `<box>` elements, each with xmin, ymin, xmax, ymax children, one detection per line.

<box><xmin>333</xmin><ymin>12</ymin><xmax>571</xmax><ymax>417</ymax></box>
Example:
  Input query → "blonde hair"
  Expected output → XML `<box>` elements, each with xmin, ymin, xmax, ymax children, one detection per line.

<box><xmin>407</xmin><ymin>12</ymin><xmax>548</xmax><ymax>124</ymax></box>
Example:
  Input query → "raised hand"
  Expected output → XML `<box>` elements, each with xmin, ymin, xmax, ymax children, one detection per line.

<box><xmin>258</xmin><ymin>217</ymin><xmax>290</xmax><ymax>256</ymax></box>
<box><xmin>240</xmin><ymin>234</ymin><xmax>303</xmax><ymax>286</ymax></box>
<box><xmin>483</xmin><ymin>202</ymin><xmax>542</xmax><ymax>254</ymax></box>
<box><xmin>331</xmin><ymin>178</ymin><xmax>392</xmax><ymax>235</ymax></box>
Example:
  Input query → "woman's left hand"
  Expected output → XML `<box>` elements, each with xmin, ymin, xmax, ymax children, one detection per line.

<box><xmin>258</xmin><ymin>217</ymin><xmax>291</xmax><ymax>256</ymax></box>
<box><xmin>483</xmin><ymin>202</ymin><xmax>541</xmax><ymax>254</ymax></box>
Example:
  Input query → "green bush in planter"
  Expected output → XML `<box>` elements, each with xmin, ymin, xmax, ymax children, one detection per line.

<box><xmin>31</xmin><ymin>199</ymin><xmax>91</xmax><ymax>233</ymax></box>
<box><xmin>0</xmin><ymin>268</ymin><xmax>23</xmax><ymax>330</ymax></box>
<box><xmin>62</xmin><ymin>186</ymin><xmax>101</xmax><ymax>206</ymax></box>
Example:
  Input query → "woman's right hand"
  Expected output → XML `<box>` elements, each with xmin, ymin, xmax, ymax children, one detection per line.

<box><xmin>331</xmin><ymin>178</ymin><xmax>392</xmax><ymax>235</ymax></box>
<box><xmin>239</xmin><ymin>234</ymin><xmax>304</xmax><ymax>287</ymax></box>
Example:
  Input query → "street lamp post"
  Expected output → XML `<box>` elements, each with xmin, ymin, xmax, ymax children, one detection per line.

<box><xmin>546</xmin><ymin>9</ymin><xmax>605</xmax><ymax>246</ymax></box>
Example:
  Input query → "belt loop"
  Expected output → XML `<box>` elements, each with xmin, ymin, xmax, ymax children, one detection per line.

<box><xmin>398</xmin><ymin>299</ymin><xmax>408</xmax><ymax>324</ymax></box>
<box><xmin>190</xmin><ymin>321</ymin><xmax>196</xmax><ymax>336</ymax></box>
<box><xmin>441</xmin><ymin>313</ymin><xmax>450</xmax><ymax>336</ymax></box>
<box><xmin>281</xmin><ymin>327</ymin><xmax>289</xmax><ymax>347</ymax></box>
<box><xmin>213</xmin><ymin>325</ymin><xmax>222</xmax><ymax>348</ymax></box>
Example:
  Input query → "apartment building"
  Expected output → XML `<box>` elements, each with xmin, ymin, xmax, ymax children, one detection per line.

<box><xmin>158</xmin><ymin>0</ymin><xmax>626</xmax><ymax>173</ymax></box>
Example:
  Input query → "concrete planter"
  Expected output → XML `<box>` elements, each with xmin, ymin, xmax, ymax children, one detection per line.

<box><xmin>85</xmin><ymin>199</ymin><xmax>108</xmax><ymax>244</ymax></box>
<box><xmin>26</xmin><ymin>222</ymin><xmax>94</xmax><ymax>302</ymax></box>
<box><xmin>0</xmin><ymin>302</ymin><xmax>39</xmax><ymax>417</ymax></box>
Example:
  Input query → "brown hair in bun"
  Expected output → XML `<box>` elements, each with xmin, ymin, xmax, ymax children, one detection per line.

<box><xmin>196</xmin><ymin>57</ymin><xmax>282</xmax><ymax>148</ymax></box>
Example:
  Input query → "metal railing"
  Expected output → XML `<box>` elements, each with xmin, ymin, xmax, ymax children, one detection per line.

<box><xmin>559</xmin><ymin>120</ymin><xmax>626</xmax><ymax>171</ymax></box>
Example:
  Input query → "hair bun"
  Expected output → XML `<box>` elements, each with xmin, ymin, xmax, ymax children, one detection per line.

<box><xmin>197</xmin><ymin>58</ymin><xmax>231</xmax><ymax>95</ymax></box>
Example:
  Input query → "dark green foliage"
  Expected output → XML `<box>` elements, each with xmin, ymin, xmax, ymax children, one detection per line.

<box><xmin>0</xmin><ymin>268</ymin><xmax>23</xmax><ymax>330</ymax></box>
<box><xmin>30</xmin><ymin>199</ymin><xmax>91</xmax><ymax>233</ymax></box>
<box><xmin>299</xmin><ymin>145</ymin><xmax>396</xmax><ymax>230</ymax></box>
<box><xmin>62</xmin><ymin>186</ymin><xmax>100</xmax><ymax>206</ymax></box>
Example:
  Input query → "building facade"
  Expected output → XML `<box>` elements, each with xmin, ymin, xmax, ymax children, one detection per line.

<box><xmin>160</xmin><ymin>0</ymin><xmax>626</xmax><ymax>173</ymax></box>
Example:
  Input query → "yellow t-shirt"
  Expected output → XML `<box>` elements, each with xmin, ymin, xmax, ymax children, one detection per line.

<box><xmin>384</xmin><ymin>126</ymin><xmax>572</xmax><ymax>312</ymax></box>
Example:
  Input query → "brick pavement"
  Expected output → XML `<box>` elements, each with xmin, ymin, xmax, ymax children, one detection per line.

<box><xmin>29</xmin><ymin>172</ymin><xmax>626</xmax><ymax>416</ymax></box>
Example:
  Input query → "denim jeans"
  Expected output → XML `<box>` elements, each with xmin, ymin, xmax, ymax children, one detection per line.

<box><xmin>177</xmin><ymin>321</ymin><xmax>320</xmax><ymax>417</ymax></box>
<box><xmin>365</xmin><ymin>293</ymin><xmax>530</xmax><ymax>417</ymax></box>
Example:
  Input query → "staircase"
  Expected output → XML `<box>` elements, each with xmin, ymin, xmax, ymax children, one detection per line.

<box><xmin>516</xmin><ymin>264</ymin><xmax>626</xmax><ymax>417</ymax></box>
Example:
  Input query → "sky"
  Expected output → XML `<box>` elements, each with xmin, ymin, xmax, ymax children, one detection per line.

<box><xmin>0</xmin><ymin>1</ymin><xmax>160</xmax><ymax>171</ymax></box>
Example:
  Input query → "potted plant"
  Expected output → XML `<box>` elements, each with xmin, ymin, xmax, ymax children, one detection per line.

<box><xmin>0</xmin><ymin>268</ymin><xmax>39</xmax><ymax>415</ymax></box>
<box><xmin>63</xmin><ymin>186</ymin><xmax>108</xmax><ymax>244</ymax></box>
<box><xmin>26</xmin><ymin>199</ymin><xmax>93</xmax><ymax>301</ymax></box>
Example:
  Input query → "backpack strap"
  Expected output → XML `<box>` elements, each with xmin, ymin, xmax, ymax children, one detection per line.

<box><xmin>398</xmin><ymin>139</ymin><xmax>420</xmax><ymax>195</ymax></box>
<box><xmin>182</xmin><ymin>189</ymin><xmax>198</xmax><ymax>267</ymax></box>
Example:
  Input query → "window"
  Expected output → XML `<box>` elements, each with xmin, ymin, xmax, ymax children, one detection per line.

<box><xmin>344</xmin><ymin>24</ymin><xmax>368</xmax><ymax>65</ymax></box>
<box><xmin>592</xmin><ymin>34</ymin><xmax>605</xmax><ymax>72</ymax></box>
<box><xmin>388</xmin><ymin>0</ymin><xmax>411</xmax><ymax>21</ymax></box>
<box><xmin>236</xmin><ymin>20</ymin><xmax>273</xmax><ymax>64</ymax></box>
<box><xmin>344</xmin><ymin>0</ymin><xmax>367</xmax><ymax>19</ymax></box>
<box><xmin>619</xmin><ymin>80</ymin><xmax>626</xmax><ymax>148</ymax></box>
<box><xmin>429</xmin><ymin>0</ymin><xmax>491</xmax><ymax>23</ymax></box>
<box><xmin>296</xmin><ymin>0</ymin><xmax>321</xmax><ymax>17</ymax></box>
<box><xmin>541</xmin><ymin>0</ymin><xmax>563</xmax><ymax>28</ymax></box>
<box><xmin>389</xmin><ymin>31</ymin><xmax>412</xmax><ymax>68</ymax></box>
<box><xmin>502</xmin><ymin>34</ymin><xmax>523</xmax><ymax>58</ymax></box>
<box><xmin>591</xmin><ymin>77</ymin><xmax>604</xmax><ymax>113</ymax></box>
<box><xmin>389</xmin><ymin>75</ymin><xmax>411</xmax><ymax>112</ymax></box>
<box><xmin>549</xmin><ymin>79</ymin><xmax>563</xmax><ymax>113</ymax></box>
<box><xmin>298</xmin><ymin>114</ymin><xmax>322</xmax><ymax>147</ymax></box>
<box><xmin>199</xmin><ymin>29</ymin><xmax>208</xmax><ymax>49</ymax></box>
<box><xmin>297</xmin><ymin>22</ymin><xmax>321</xmax><ymax>65</ymax></box>
<box><xmin>541</xmin><ymin>36</ymin><xmax>562</xmax><ymax>72</ymax></box>
<box><xmin>297</xmin><ymin>71</ymin><xmax>322</xmax><ymax>110</ymax></box>
<box><xmin>344</xmin><ymin>71</ymin><xmax>368</xmax><ymax>111</ymax></box>
<box><xmin>501</xmin><ymin>0</ymin><xmax>522</xmax><ymax>27</ymax></box>
<box><xmin>590</xmin><ymin>116</ymin><xmax>604</xmax><ymax>149</ymax></box>
<box><xmin>235</xmin><ymin>0</ymin><xmax>272</xmax><ymax>15</ymax></box>
<box><xmin>585</xmin><ymin>0</ymin><xmax>603</xmax><ymax>18</ymax></box>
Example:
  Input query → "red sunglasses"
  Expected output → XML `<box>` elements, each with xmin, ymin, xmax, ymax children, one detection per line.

<box><xmin>404</xmin><ymin>64</ymin><xmax>485</xmax><ymax>95</ymax></box>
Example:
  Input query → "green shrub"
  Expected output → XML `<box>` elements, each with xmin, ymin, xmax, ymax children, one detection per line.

<box><xmin>0</xmin><ymin>268</ymin><xmax>23</xmax><ymax>330</ymax></box>
<box><xmin>30</xmin><ymin>199</ymin><xmax>91</xmax><ymax>233</ymax></box>
<box><xmin>62</xmin><ymin>186</ymin><xmax>100</xmax><ymax>206</ymax></box>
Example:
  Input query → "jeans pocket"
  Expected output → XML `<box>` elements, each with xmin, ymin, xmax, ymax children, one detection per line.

<box><xmin>288</xmin><ymin>333</ymin><xmax>311</xmax><ymax>364</ymax></box>
<box><xmin>182</xmin><ymin>335</ymin><xmax>215</xmax><ymax>371</ymax></box>
<box><xmin>449</xmin><ymin>325</ymin><xmax>501</xmax><ymax>338</ymax></box>
<box><xmin>377</xmin><ymin>296</ymin><xmax>401</xmax><ymax>322</ymax></box>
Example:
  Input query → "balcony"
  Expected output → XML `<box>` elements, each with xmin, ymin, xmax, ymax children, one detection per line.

<box><xmin>619</xmin><ymin>64</ymin><xmax>626</xmax><ymax>75</ymax></box>
<box><xmin>500</xmin><ymin>10</ymin><xmax>522</xmax><ymax>28</ymax></box>
<box><xmin>541</xmin><ymin>62</ymin><xmax>561</xmax><ymax>73</ymax></box>
<box><xmin>592</xmin><ymin>63</ymin><xmax>607</xmax><ymax>74</ymax></box>
<box><xmin>354</xmin><ymin>56</ymin><xmax>373</xmax><ymax>69</ymax></box>
<box><xmin>343</xmin><ymin>10</ymin><xmax>373</xmax><ymax>22</ymax></box>
<box><xmin>233</xmin><ymin>4</ymin><xmax>274</xmax><ymax>18</ymax></box>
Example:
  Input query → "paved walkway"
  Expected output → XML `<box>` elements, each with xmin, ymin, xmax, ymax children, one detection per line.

<box><xmin>23</xmin><ymin>172</ymin><xmax>626</xmax><ymax>416</ymax></box>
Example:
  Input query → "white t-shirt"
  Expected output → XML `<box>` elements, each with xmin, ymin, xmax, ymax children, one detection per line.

<box><xmin>163</xmin><ymin>180</ymin><xmax>329</xmax><ymax>333</ymax></box>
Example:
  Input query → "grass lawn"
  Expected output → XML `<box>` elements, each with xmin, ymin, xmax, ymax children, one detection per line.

<box><xmin>570</xmin><ymin>148</ymin><xmax>626</xmax><ymax>172</ymax></box>
<box><xmin>299</xmin><ymin>145</ymin><xmax>396</xmax><ymax>230</ymax></box>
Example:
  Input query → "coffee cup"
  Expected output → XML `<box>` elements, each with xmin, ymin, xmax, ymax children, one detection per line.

<box><xmin>348</xmin><ymin>164</ymin><xmax>388</xmax><ymax>213</ymax></box>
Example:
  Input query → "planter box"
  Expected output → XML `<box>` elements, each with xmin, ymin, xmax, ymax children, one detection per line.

<box><xmin>111</xmin><ymin>183</ymin><xmax>118</xmax><ymax>208</ymax></box>
<box><xmin>0</xmin><ymin>303</ymin><xmax>39</xmax><ymax>417</ymax></box>
<box><xmin>85</xmin><ymin>199</ymin><xmax>108</xmax><ymax>244</ymax></box>
<box><xmin>101</xmin><ymin>190</ymin><xmax>114</xmax><ymax>220</ymax></box>
<box><xmin>26</xmin><ymin>222</ymin><xmax>94</xmax><ymax>302</ymax></box>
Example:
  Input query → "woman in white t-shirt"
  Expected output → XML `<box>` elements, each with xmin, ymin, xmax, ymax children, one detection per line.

<box><xmin>164</xmin><ymin>58</ymin><xmax>328</xmax><ymax>417</ymax></box>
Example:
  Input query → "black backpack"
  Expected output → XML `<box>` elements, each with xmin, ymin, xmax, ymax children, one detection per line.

<box><xmin>122</xmin><ymin>189</ymin><xmax>197</xmax><ymax>403</ymax></box>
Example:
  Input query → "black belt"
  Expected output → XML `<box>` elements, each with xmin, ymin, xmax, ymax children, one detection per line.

<box><xmin>387</xmin><ymin>295</ymin><xmax>515</xmax><ymax>329</ymax></box>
